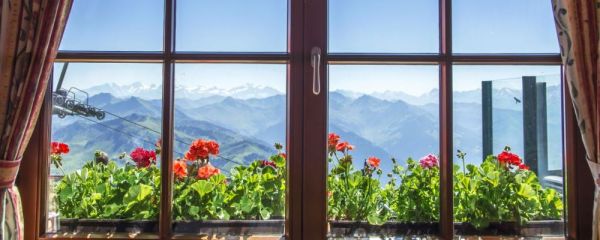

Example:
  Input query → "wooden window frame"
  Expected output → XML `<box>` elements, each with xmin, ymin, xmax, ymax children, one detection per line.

<box><xmin>18</xmin><ymin>0</ymin><xmax>594</xmax><ymax>239</ymax></box>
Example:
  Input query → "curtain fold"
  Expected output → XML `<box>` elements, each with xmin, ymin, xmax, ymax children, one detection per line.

<box><xmin>552</xmin><ymin>0</ymin><xmax>600</xmax><ymax>238</ymax></box>
<box><xmin>0</xmin><ymin>0</ymin><xmax>71</xmax><ymax>239</ymax></box>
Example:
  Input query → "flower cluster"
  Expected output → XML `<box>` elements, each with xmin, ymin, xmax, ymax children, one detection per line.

<box><xmin>173</xmin><ymin>139</ymin><xmax>223</xmax><ymax>181</ymax></box>
<box><xmin>367</xmin><ymin>156</ymin><xmax>380</xmax><ymax>169</ymax></box>
<box><xmin>336</xmin><ymin>141</ymin><xmax>354</xmax><ymax>152</ymax></box>
<box><xmin>260</xmin><ymin>160</ymin><xmax>277</xmax><ymax>169</ymax></box>
<box><xmin>173</xmin><ymin>160</ymin><xmax>188</xmax><ymax>180</ymax></box>
<box><xmin>185</xmin><ymin>139</ymin><xmax>219</xmax><ymax>162</ymax></box>
<box><xmin>328</xmin><ymin>133</ymin><xmax>341</xmax><ymax>151</ymax></box>
<box><xmin>197</xmin><ymin>163</ymin><xmax>221</xmax><ymax>180</ymax></box>
<box><xmin>51</xmin><ymin>142</ymin><xmax>70</xmax><ymax>155</ymax></box>
<box><xmin>50</xmin><ymin>142</ymin><xmax>70</xmax><ymax>169</ymax></box>
<box><xmin>497</xmin><ymin>148</ymin><xmax>529</xmax><ymax>171</ymax></box>
<box><xmin>419</xmin><ymin>154</ymin><xmax>439</xmax><ymax>169</ymax></box>
<box><xmin>130</xmin><ymin>147</ymin><xmax>157</xmax><ymax>168</ymax></box>
<box><xmin>329</xmin><ymin>133</ymin><xmax>354</xmax><ymax>152</ymax></box>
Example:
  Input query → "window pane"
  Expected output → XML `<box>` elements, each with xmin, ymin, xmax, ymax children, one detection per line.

<box><xmin>327</xmin><ymin>65</ymin><xmax>440</xmax><ymax>238</ymax></box>
<box><xmin>328</xmin><ymin>0</ymin><xmax>438</xmax><ymax>53</ymax></box>
<box><xmin>172</xmin><ymin>64</ymin><xmax>286</xmax><ymax>237</ymax></box>
<box><xmin>49</xmin><ymin>63</ymin><xmax>162</xmax><ymax>235</ymax></box>
<box><xmin>453</xmin><ymin>66</ymin><xmax>564</xmax><ymax>237</ymax></box>
<box><xmin>59</xmin><ymin>0</ymin><xmax>163</xmax><ymax>51</ymax></box>
<box><xmin>176</xmin><ymin>0</ymin><xmax>287</xmax><ymax>52</ymax></box>
<box><xmin>453</xmin><ymin>0</ymin><xmax>559</xmax><ymax>53</ymax></box>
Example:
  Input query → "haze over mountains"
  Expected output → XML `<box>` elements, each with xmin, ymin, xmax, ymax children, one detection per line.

<box><xmin>52</xmin><ymin>79</ymin><xmax>563</xmax><ymax>175</ymax></box>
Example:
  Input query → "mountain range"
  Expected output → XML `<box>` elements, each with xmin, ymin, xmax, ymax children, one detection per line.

<box><xmin>51</xmin><ymin>80</ymin><xmax>563</xmax><ymax>175</ymax></box>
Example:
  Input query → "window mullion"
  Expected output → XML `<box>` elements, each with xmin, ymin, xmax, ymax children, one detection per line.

<box><xmin>440</xmin><ymin>0</ymin><xmax>453</xmax><ymax>238</ymax></box>
<box><xmin>159</xmin><ymin>0</ymin><xmax>175</xmax><ymax>238</ymax></box>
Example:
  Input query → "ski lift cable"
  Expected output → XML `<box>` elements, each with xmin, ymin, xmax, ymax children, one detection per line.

<box><xmin>101</xmin><ymin>110</ymin><xmax>192</xmax><ymax>147</ymax></box>
<box><xmin>73</xmin><ymin>114</ymin><xmax>245</xmax><ymax>168</ymax></box>
<box><xmin>72</xmin><ymin>114</ymin><xmax>236</xmax><ymax>174</ymax></box>
<box><xmin>55</xmin><ymin>62</ymin><xmax>69</xmax><ymax>92</ymax></box>
<box><xmin>73</xmin><ymin>114</ymin><xmax>186</xmax><ymax>156</ymax></box>
<box><xmin>103</xmin><ymin>110</ymin><xmax>247</xmax><ymax>166</ymax></box>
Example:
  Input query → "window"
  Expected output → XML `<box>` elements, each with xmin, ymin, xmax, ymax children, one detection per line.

<box><xmin>172</xmin><ymin>64</ymin><xmax>286</xmax><ymax>235</ymax></box>
<box><xmin>30</xmin><ymin>0</ymin><xmax>573</xmax><ymax>239</ymax></box>
<box><xmin>49</xmin><ymin>63</ymin><xmax>163</xmax><ymax>234</ymax></box>
<box><xmin>453</xmin><ymin>66</ymin><xmax>564</xmax><ymax>236</ymax></box>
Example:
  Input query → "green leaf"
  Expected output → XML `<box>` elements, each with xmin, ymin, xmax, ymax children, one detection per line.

<box><xmin>239</xmin><ymin>196</ymin><xmax>253</xmax><ymax>213</ymax></box>
<box><xmin>190</xmin><ymin>180</ymin><xmax>214</xmax><ymax>198</ymax></box>
<box><xmin>518</xmin><ymin>184</ymin><xmax>536</xmax><ymax>199</ymax></box>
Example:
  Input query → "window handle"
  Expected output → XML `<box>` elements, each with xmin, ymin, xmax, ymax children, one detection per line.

<box><xmin>311</xmin><ymin>46</ymin><xmax>322</xmax><ymax>95</ymax></box>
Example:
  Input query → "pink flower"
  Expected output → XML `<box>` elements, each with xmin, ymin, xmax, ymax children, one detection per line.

<box><xmin>130</xmin><ymin>147</ymin><xmax>157</xmax><ymax>168</ymax></box>
<box><xmin>419</xmin><ymin>154</ymin><xmax>439</xmax><ymax>169</ymax></box>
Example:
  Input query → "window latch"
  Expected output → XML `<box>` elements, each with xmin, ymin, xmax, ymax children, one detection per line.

<box><xmin>311</xmin><ymin>46</ymin><xmax>322</xmax><ymax>95</ymax></box>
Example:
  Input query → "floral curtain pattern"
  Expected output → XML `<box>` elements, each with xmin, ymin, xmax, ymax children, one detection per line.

<box><xmin>552</xmin><ymin>0</ymin><xmax>600</xmax><ymax>238</ymax></box>
<box><xmin>0</xmin><ymin>0</ymin><xmax>71</xmax><ymax>239</ymax></box>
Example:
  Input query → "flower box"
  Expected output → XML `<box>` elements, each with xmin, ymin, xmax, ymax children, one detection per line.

<box><xmin>59</xmin><ymin>219</ymin><xmax>562</xmax><ymax>237</ymax></box>
<box><xmin>59</xmin><ymin>219</ymin><xmax>285</xmax><ymax>235</ymax></box>
<box><xmin>59</xmin><ymin>219</ymin><xmax>157</xmax><ymax>233</ymax></box>
<box><xmin>173</xmin><ymin>219</ymin><xmax>285</xmax><ymax>235</ymax></box>
<box><xmin>328</xmin><ymin>220</ymin><xmax>564</xmax><ymax>238</ymax></box>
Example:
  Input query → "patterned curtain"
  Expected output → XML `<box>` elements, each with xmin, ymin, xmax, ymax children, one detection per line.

<box><xmin>552</xmin><ymin>0</ymin><xmax>600</xmax><ymax>238</ymax></box>
<box><xmin>0</xmin><ymin>0</ymin><xmax>71</xmax><ymax>239</ymax></box>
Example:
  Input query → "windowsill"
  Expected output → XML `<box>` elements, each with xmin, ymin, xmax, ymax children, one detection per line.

<box><xmin>47</xmin><ymin>219</ymin><xmax>563</xmax><ymax>239</ymax></box>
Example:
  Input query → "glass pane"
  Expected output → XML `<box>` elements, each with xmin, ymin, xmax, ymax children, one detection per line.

<box><xmin>327</xmin><ymin>65</ymin><xmax>440</xmax><ymax>238</ymax></box>
<box><xmin>176</xmin><ymin>0</ymin><xmax>287</xmax><ymax>52</ymax></box>
<box><xmin>172</xmin><ymin>64</ymin><xmax>286</xmax><ymax>237</ymax></box>
<box><xmin>328</xmin><ymin>0</ymin><xmax>438</xmax><ymax>53</ymax></box>
<box><xmin>453</xmin><ymin>0</ymin><xmax>559</xmax><ymax>53</ymax></box>
<box><xmin>48</xmin><ymin>63</ymin><xmax>162</xmax><ymax>236</ymax></box>
<box><xmin>453</xmin><ymin>66</ymin><xmax>564</xmax><ymax>237</ymax></box>
<box><xmin>59</xmin><ymin>0</ymin><xmax>163</xmax><ymax>51</ymax></box>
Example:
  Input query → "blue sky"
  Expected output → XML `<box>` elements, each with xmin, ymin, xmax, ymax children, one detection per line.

<box><xmin>57</xmin><ymin>0</ymin><xmax>560</xmax><ymax>94</ymax></box>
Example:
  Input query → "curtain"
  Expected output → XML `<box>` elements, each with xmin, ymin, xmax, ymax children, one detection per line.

<box><xmin>0</xmin><ymin>0</ymin><xmax>71</xmax><ymax>239</ymax></box>
<box><xmin>552</xmin><ymin>0</ymin><xmax>599</xmax><ymax>238</ymax></box>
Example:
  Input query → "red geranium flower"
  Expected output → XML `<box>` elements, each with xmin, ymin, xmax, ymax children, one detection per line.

<box><xmin>260</xmin><ymin>160</ymin><xmax>277</xmax><ymax>168</ymax></box>
<box><xmin>328</xmin><ymin>133</ymin><xmax>340</xmax><ymax>150</ymax></box>
<box><xmin>336</xmin><ymin>141</ymin><xmax>354</xmax><ymax>152</ymax></box>
<box><xmin>197</xmin><ymin>163</ymin><xmax>221</xmax><ymax>180</ymax></box>
<box><xmin>130</xmin><ymin>147</ymin><xmax>157</xmax><ymax>168</ymax></box>
<box><xmin>279</xmin><ymin>153</ymin><xmax>287</xmax><ymax>159</ymax></box>
<box><xmin>51</xmin><ymin>142</ymin><xmax>70</xmax><ymax>155</ymax></box>
<box><xmin>518</xmin><ymin>163</ymin><xmax>530</xmax><ymax>171</ymax></box>
<box><xmin>367</xmin><ymin>157</ymin><xmax>381</xmax><ymax>168</ymax></box>
<box><xmin>173</xmin><ymin>160</ymin><xmax>188</xmax><ymax>179</ymax></box>
<box><xmin>185</xmin><ymin>139</ymin><xmax>220</xmax><ymax>161</ymax></box>
<box><xmin>497</xmin><ymin>150</ymin><xmax>522</xmax><ymax>166</ymax></box>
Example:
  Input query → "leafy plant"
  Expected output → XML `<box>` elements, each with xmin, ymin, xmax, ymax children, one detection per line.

<box><xmin>227</xmin><ymin>143</ymin><xmax>286</xmax><ymax>220</ymax></box>
<box><xmin>55</xmin><ymin>136</ymin><xmax>563</xmax><ymax>230</ymax></box>
<box><xmin>327</xmin><ymin>133</ymin><xmax>390</xmax><ymax>225</ymax></box>
<box><xmin>56</xmin><ymin>160</ymin><xmax>160</xmax><ymax>219</ymax></box>
<box><xmin>386</xmin><ymin>156</ymin><xmax>440</xmax><ymax>222</ymax></box>
<box><xmin>453</xmin><ymin>147</ymin><xmax>563</xmax><ymax>228</ymax></box>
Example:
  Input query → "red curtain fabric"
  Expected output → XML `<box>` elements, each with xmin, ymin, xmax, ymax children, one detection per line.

<box><xmin>552</xmin><ymin>0</ymin><xmax>599</xmax><ymax>238</ymax></box>
<box><xmin>0</xmin><ymin>0</ymin><xmax>71</xmax><ymax>239</ymax></box>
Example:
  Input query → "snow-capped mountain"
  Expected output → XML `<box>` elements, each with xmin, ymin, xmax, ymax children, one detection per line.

<box><xmin>83</xmin><ymin>82</ymin><xmax>283</xmax><ymax>100</ymax></box>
